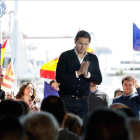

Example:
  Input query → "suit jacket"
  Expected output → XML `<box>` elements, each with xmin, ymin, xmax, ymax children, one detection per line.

<box><xmin>89</xmin><ymin>90</ymin><xmax>109</xmax><ymax>112</ymax></box>
<box><xmin>56</xmin><ymin>49</ymin><xmax>102</xmax><ymax>96</ymax></box>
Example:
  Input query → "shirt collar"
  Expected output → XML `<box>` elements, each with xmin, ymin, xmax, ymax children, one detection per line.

<box><xmin>123</xmin><ymin>92</ymin><xmax>134</xmax><ymax>97</ymax></box>
<box><xmin>74</xmin><ymin>47</ymin><xmax>88</xmax><ymax>58</ymax></box>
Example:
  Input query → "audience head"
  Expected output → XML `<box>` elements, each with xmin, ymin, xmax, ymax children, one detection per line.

<box><xmin>0</xmin><ymin>116</ymin><xmax>25</xmax><ymax>140</ymax></box>
<box><xmin>0</xmin><ymin>99</ymin><xmax>24</xmax><ymax>118</ymax></box>
<box><xmin>64</xmin><ymin>113</ymin><xmax>82</xmax><ymax>136</ymax></box>
<box><xmin>110</xmin><ymin>103</ymin><xmax>129</xmax><ymax>109</ymax></box>
<box><xmin>49</xmin><ymin>80</ymin><xmax>59</xmax><ymax>91</ymax></box>
<box><xmin>83</xmin><ymin>108</ymin><xmax>131</xmax><ymax>140</ymax></box>
<box><xmin>16</xmin><ymin>82</ymin><xmax>38</xmax><ymax>104</ymax></box>
<box><xmin>130</xmin><ymin>118</ymin><xmax>140</xmax><ymax>140</ymax></box>
<box><xmin>114</xmin><ymin>88</ymin><xmax>123</xmax><ymax>98</ymax></box>
<box><xmin>122</xmin><ymin>76</ymin><xmax>135</xmax><ymax>96</ymax></box>
<box><xmin>41</xmin><ymin>96</ymin><xmax>66</xmax><ymax>125</ymax></box>
<box><xmin>19</xmin><ymin>101</ymin><xmax>30</xmax><ymax>115</ymax></box>
<box><xmin>21</xmin><ymin>111</ymin><xmax>58</xmax><ymax>140</ymax></box>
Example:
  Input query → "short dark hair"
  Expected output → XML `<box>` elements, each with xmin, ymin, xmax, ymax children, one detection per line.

<box><xmin>41</xmin><ymin>96</ymin><xmax>65</xmax><ymax>124</ymax></box>
<box><xmin>0</xmin><ymin>100</ymin><xmax>24</xmax><ymax>118</ymax></box>
<box><xmin>75</xmin><ymin>30</ymin><xmax>91</xmax><ymax>43</ymax></box>
<box><xmin>83</xmin><ymin>108</ymin><xmax>131</xmax><ymax>140</ymax></box>
<box><xmin>64</xmin><ymin>113</ymin><xmax>82</xmax><ymax>136</ymax></box>
<box><xmin>122</xmin><ymin>76</ymin><xmax>134</xmax><ymax>85</ymax></box>
<box><xmin>0</xmin><ymin>116</ymin><xmax>25</xmax><ymax>140</ymax></box>
<box><xmin>114</xmin><ymin>88</ymin><xmax>123</xmax><ymax>97</ymax></box>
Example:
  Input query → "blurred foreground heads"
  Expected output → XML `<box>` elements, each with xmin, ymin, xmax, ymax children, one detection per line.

<box><xmin>82</xmin><ymin>108</ymin><xmax>131</xmax><ymax>140</ymax></box>
<box><xmin>21</xmin><ymin>111</ymin><xmax>58</xmax><ymax>140</ymax></box>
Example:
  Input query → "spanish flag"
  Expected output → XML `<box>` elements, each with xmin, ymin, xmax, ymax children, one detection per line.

<box><xmin>1</xmin><ymin>40</ymin><xmax>7</xmax><ymax>66</ymax></box>
<box><xmin>1</xmin><ymin>59</ymin><xmax>15</xmax><ymax>92</ymax></box>
<box><xmin>40</xmin><ymin>58</ymin><xmax>58</xmax><ymax>80</ymax></box>
<box><xmin>40</xmin><ymin>47</ymin><xmax>93</xmax><ymax>79</ymax></box>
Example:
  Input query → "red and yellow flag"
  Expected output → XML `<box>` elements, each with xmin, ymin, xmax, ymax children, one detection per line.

<box><xmin>40</xmin><ymin>47</ymin><xmax>93</xmax><ymax>79</ymax></box>
<box><xmin>1</xmin><ymin>40</ymin><xmax>7</xmax><ymax>66</ymax></box>
<box><xmin>1</xmin><ymin>59</ymin><xmax>15</xmax><ymax>92</ymax></box>
<box><xmin>40</xmin><ymin>58</ymin><xmax>58</xmax><ymax>80</ymax></box>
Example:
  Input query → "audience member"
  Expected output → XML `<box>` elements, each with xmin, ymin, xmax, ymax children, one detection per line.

<box><xmin>16</xmin><ymin>82</ymin><xmax>39</xmax><ymax>112</ymax></box>
<box><xmin>0</xmin><ymin>99</ymin><xmax>24</xmax><ymax>118</ymax></box>
<box><xmin>19</xmin><ymin>100</ymin><xmax>30</xmax><ymax>115</ymax></box>
<box><xmin>0</xmin><ymin>68</ymin><xmax>6</xmax><ymax>100</ymax></box>
<box><xmin>41</xmin><ymin>96</ymin><xmax>80</xmax><ymax>140</ymax></box>
<box><xmin>0</xmin><ymin>116</ymin><xmax>26</xmax><ymax>140</ymax></box>
<box><xmin>113</xmin><ymin>76</ymin><xmax>140</xmax><ymax>117</ymax></box>
<box><xmin>110</xmin><ymin>103</ymin><xmax>129</xmax><ymax>109</ymax></box>
<box><xmin>49</xmin><ymin>80</ymin><xmax>59</xmax><ymax>91</ymax></box>
<box><xmin>64</xmin><ymin>113</ymin><xmax>82</xmax><ymax>136</ymax></box>
<box><xmin>89</xmin><ymin>82</ymin><xmax>109</xmax><ymax>112</ymax></box>
<box><xmin>21</xmin><ymin>111</ymin><xmax>58</xmax><ymax>140</ymax></box>
<box><xmin>130</xmin><ymin>118</ymin><xmax>140</xmax><ymax>140</ymax></box>
<box><xmin>114</xmin><ymin>88</ymin><xmax>123</xmax><ymax>98</ymax></box>
<box><xmin>82</xmin><ymin>108</ymin><xmax>131</xmax><ymax>140</ymax></box>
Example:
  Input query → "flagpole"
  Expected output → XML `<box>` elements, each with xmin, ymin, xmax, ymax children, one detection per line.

<box><xmin>133</xmin><ymin>50</ymin><xmax>135</xmax><ymax>76</ymax></box>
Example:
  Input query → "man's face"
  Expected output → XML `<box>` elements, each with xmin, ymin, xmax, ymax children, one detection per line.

<box><xmin>75</xmin><ymin>37</ymin><xmax>89</xmax><ymax>55</ymax></box>
<box><xmin>51</xmin><ymin>82</ymin><xmax>59</xmax><ymax>91</ymax></box>
<box><xmin>122</xmin><ymin>80</ymin><xmax>134</xmax><ymax>96</ymax></box>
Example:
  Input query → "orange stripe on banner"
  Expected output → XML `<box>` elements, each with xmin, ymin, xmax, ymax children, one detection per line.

<box><xmin>2</xmin><ymin>82</ymin><xmax>12</xmax><ymax>89</ymax></box>
<box><xmin>40</xmin><ymin>69</ymin><xmax>56</xmax><ymax>80</ymax></box>
<box><xmin>4</xmin><ymin>75</ymin><xmax>14</xmax><ymax>82</ymax></box>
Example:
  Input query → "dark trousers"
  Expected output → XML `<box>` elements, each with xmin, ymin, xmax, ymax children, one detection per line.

<box><xmin>61</xmin><ymin>96</ymin><xmax>89</xmax><ymax>119</ymax></box>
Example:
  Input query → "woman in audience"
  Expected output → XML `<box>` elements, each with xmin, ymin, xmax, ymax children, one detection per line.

<box><xmin>64</xmin><ymin>113</ymin><xmax>82</xmax><ymax>136</ymax></box>
<box><xmin>15</xmin><ymin>82</ymin><xmax>39</xmax><ymax>112</ymax></box>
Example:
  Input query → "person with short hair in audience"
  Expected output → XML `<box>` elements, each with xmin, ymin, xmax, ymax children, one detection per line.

<box><xmin>49</xmin><ymin>80</ymin><xmax>59</xmax><ymax>91</ymax></box>
<box><xmin>114</xmin><ymin>88</ymin><xmax>123</xmax><ymax>98</ymax></box>
<box><xmin>0</xmin><ymin>99</ymin><xmax>24</xmax><ymax>118</ymax></box>
<box><xmin>16</xmin><ymin>82</ymin><xmax>39</xmax><ymax>112</ymax></box>
<box><xmin>19</xmin><ymin>100</ymin><xmax>30</xmax><ymax>115</ymax></box>
<box><xmin>113</xmin><ymin>76</ymin><xmax>140</xmax><ymax>118</ymax></box>
<box><xmin>41</xmin><ymin>96</ymin><xmax>80</xmax><ymax>140</ymax></box>
<box><xmin>82</xmin><ymin>108</ymin><xmax>131</xmax><ymax>140</ymax></box>
<box><xmin>21</xmin><ymin>112</ymin><xmax>58</xmax><ymax>140</ymax></box>
<box><xmin>130</xmin><ymin>118</ymin><xmax>140</xmax><ymax>140</ymax></box>
<box><xmin>89</xmin><ymin>82</ymin><xmax>109</xmax><ymax>112</ymax></box>
<box><xmin>64</xmin><ymin>113</ymin><xmax>82</xmax><ymax>136</ymax></box>
<box><xmin>0</xmin><ymin>116</ymin><xmax>26</xmax><ymax>140</ymax></box>
<box><xmin>0</xmin><ymin>68</ymin><xmax>6</xmax><ymax>100</ymax></box>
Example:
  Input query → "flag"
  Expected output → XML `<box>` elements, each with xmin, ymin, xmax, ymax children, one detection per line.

<box><xmin>40</xmin><ymin>58</ymin><xmax>58</xmax><ymax>80</ymax></box>
<box><xmin>133</xmin><ymin>23</ymin><xmax>140</xmax><ymax>51</ymax></box>
<box><xmin>44</xmin><ymin>81</ymin><xmax>59</xmax><ymax>98</ymax></box>
<box><xmin>1</xmin><ymin>58</ymin><xmax>15</xmax><ymax>92</ymax></box>
<box><xmin>1</xmin><ymin>40</ymin><xmax>7</xmax><ymax>65</ymax></box>
<box><xmin>87</xmin><ymin>47</ymin><xmax>93</xmax><ymax>54</ymax></box>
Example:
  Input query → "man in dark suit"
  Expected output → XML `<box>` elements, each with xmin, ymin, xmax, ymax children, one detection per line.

<box><xmin>89</xmin><ymin>82</ymin><xmax>109</xmax><ymax>112</ymax></box>
<box><xmin>56</xmin><ymin>30</ymin><xmax>102</xmax><ymax>119</ymax></box>
<box><xmin>0</xmin><ymin>68</ymin><xmax>5</xmax><ymax>100</ymax></box>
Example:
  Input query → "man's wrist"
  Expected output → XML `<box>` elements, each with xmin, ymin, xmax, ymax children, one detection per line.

<box><xmin>77</xmin><ymin>70</ymin><xmax>82</xmax><ymax>76</ymax></box>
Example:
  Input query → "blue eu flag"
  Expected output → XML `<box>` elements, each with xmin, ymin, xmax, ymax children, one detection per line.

<box><xmin>44</xmin><ymin>81</ymin><xmax>59</xmax><ymax>98</ymax></box>
<box><xmin>133</xmin><ymin>23</ymin><xmax>140</xmax><ymax>51</ymax></box>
